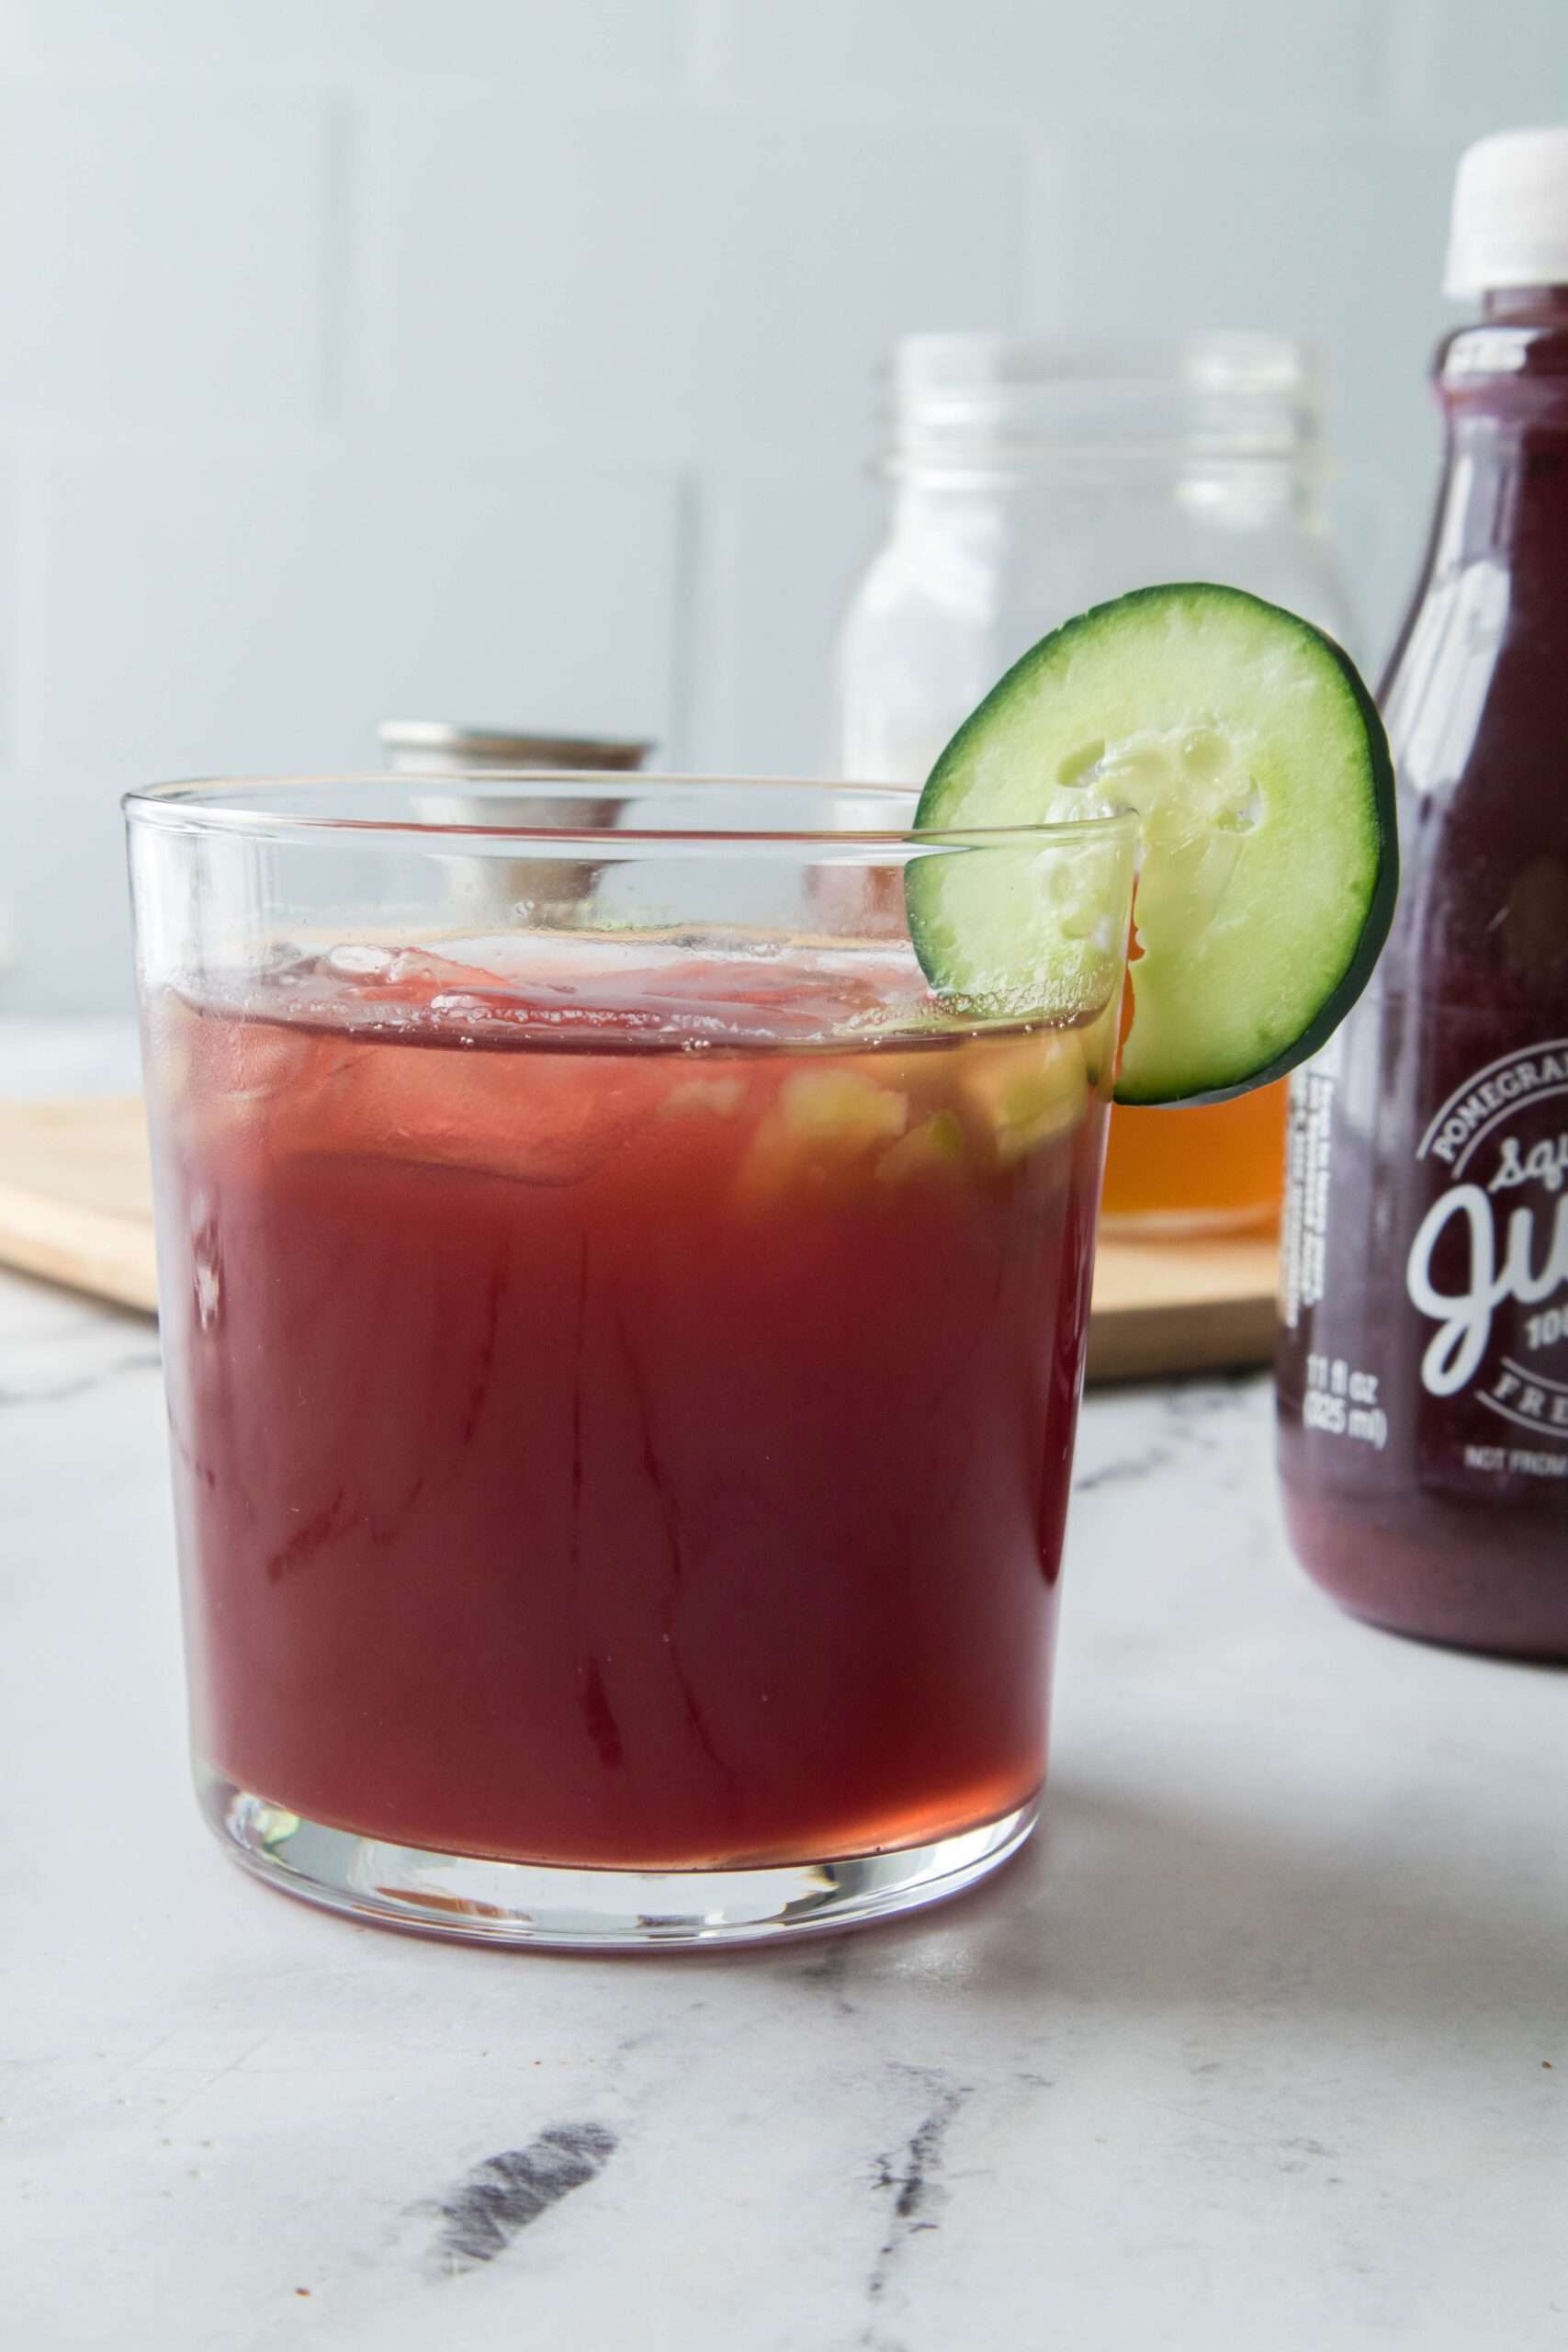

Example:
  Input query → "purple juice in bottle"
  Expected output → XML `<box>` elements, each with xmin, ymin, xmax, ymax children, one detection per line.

<box><xmin>1278</xmin><ymin>130</ymin><xmax>1568</xmax><ymax>1656</ymax></box>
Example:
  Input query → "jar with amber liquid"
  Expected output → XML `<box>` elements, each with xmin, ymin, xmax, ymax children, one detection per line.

<box><xmin>832</xmin><ymin>332</ymin><xmax>1359</xmax><ymax>1232</ymax></box>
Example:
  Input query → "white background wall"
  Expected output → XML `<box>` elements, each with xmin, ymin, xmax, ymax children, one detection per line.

<box><xmin>1</xmin><ymin>0</ymin><xmax>1563</xmax><ymax>1011</ymax></box>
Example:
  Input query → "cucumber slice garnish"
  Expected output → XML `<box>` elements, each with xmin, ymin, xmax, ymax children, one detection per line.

<box><xmin>908</xmin><ymin>583</ymin><xmax>1397</xmax><ymax>1106</ymax></box>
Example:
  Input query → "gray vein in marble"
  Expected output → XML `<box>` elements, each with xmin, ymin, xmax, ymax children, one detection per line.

<box><xmin>422</xmin><ymin>2123</ymin><xmax>618</xmax><ymax>2276</ymax></box>
<box><xmin>863</xmin><ymin>2072</ymin><xmax>969</xmax><ymax>2345</ymax></box>
<box><xmin>799</xmin><ymin>1933</ymin><xmax>856</xmax><ymax>2015</ymax></box>
<box><xmin>1075</xmin><ymin>1375</ymin><xmax>1262</xmax><ymax>1493</ymax></box>
<box><xmin>1073</xmin><ymin>1443</ymin><xmax>1174</xmax><ymax>1492</ymax></box>
<box><xmin>1164</xmin><ymin>1375</ymin><xmax>1259</xmax><ymax>1446</ymax></box>
<box><xmin>0</xmin><ymin>1347</ymin><xmax>163</xmax><ymax>1406</ymax></box>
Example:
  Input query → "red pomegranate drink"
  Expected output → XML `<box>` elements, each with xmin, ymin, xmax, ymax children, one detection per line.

<box><xmin>151</xmin><ymin>942</ymin><xmax>1110</xmax><ymax>1882</ymax></box>
<box><xmin>127</xmin><ymin>772</ymin><xmax>1137</xmax><ymax>1947</ymax></box>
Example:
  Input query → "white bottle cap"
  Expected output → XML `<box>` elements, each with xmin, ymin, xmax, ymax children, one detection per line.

<box><xmin>1444</xmin><ymin>127</ymin><xmax>1568</xmax><ymax>298</ymax></box>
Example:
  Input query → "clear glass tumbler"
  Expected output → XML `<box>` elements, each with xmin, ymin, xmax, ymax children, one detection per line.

<box><xmin>126</xmin><ymin>776</ymin><xmax>1134</xmax><ymax>1948</ymax></box>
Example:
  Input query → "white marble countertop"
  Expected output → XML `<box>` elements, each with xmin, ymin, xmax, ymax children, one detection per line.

<box><xmin>3</xmin><ymin>1023</ymin><xmax>1563</xmax><ymax>2350</ymax></box>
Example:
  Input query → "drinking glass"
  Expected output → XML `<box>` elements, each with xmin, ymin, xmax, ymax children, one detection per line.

<box><xmin>125</xmin><ymin>776</ymin><xmax>1135</xmax><ymax>1947</ymax></box>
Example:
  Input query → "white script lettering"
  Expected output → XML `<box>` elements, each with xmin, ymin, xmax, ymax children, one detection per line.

<box><xmin>1488</xmin><ymin>1132</ymin><xmax>1568</xmax><ymax>1196</ymax></box>
<box><xmin>1407</xmin><ymin>1183</ymin><xmax>1568</xmax><ymax>1395</ymax></box>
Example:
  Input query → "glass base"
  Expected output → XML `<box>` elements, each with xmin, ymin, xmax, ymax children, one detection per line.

<box><xmin>197</xmin><ymin>1765</ymin><xmax>1039</xmax><ymax>1950</ymax></box>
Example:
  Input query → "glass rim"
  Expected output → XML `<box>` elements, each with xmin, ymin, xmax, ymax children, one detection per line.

<box><xmin>120</xmin><ymin>773</ymin><xmax>1140</xmax><ymax>853</ymax></box>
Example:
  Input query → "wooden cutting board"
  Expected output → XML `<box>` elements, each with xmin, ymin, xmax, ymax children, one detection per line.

<box><xmin>0</xmin><ymin>1097</ymin><xmax>158</xmax><ymax>1316</ymax></box>
<box><xmin>0</xmin><ymin>1096</ymin><xmax>1278</xmax><ymax>1384</ymax></box>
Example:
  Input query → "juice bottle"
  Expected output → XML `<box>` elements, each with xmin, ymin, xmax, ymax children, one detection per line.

<box><xmin>1278</xmin><ymin>130</ymin><xmax>1568</xmax><ymax>1656</ymax></box>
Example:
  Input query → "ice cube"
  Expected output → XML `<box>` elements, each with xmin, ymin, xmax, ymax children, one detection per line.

<box><xmin>961</xmin><ymin>1034</ymin><xmax>1088</xmax><ymax>1168</ymax></box>
<box><xmin>299</xmin><ymin>1036</ymin><xmax>667</xmax><ymax>1189</ymax></box>
<box><xmin>875</xmin><ymin>1109</ymin><xmax>965</xmax><ymax>1185</ymax></box>
<box><xmin>658</xmin><ymin>1075</ymin><xmax>750</xmax><ymax>1120</ymax></box>
<box><xmin>735</xmin><ymin>1067</ymin><xmax>908</xmax><ymax>1206</ymax></box>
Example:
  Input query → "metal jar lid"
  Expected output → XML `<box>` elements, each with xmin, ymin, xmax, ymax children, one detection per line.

<box><xmin>377</xmin><ymin>720</ymin><xmax>653</xmax><ymax>774</ymax></box>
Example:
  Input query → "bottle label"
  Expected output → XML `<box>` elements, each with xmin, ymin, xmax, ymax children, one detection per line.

<box><xmin>1406</xmin><ymin>1038</ymin><xmax>1568</xmax><ymax>1464</ymax></box>
<box><xmin>1280</xmin><ymin>1035</ymin><xmax>1341</xmax><ymax>1333</ymax></box>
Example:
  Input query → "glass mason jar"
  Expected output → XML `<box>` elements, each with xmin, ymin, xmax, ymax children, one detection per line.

<box><xmin>833</xmin><ymin>332</ymin><xmax>1359</xmax><ymax>1235</ymax></box>
<box><xmin>125</xmin><ymin>775</ymin><xmax>1134</xmax><ymax>1949</ymax></box>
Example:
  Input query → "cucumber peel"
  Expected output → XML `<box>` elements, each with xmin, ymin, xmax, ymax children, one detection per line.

<box><xmin>907</xmin><ymin>583</ymin><xmax>1397</xmax><ymax>1106</ymax></box>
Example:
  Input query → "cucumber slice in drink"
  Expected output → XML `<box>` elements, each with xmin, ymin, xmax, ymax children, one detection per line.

<box><xmin>908</xmin><ymin>583</ymin><xmax>1397</xmax><ymax>1105</ymax></box>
